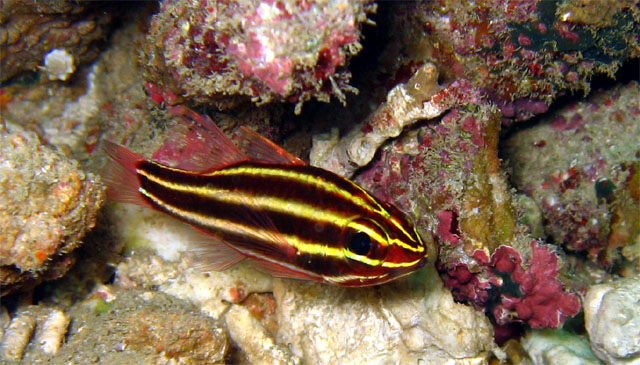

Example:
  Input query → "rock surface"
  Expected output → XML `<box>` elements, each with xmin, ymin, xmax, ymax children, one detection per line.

<box><xmin>584</xmin><ymin>275</ymin><xmax>640</xmax><ymax>363</ymax></box>
<box><xmin>0</xmin><ymin>130</ymin><xmax>105</xmax><ymax>295</ymax></box>
<box><xmin>522</xmin><ymin>329</ymin><xmax>601</xmax><ymax>365</ymax></box>
<box><xmin>275</xmin><ymin>265</ymin><xmax>495</xmax><ymax>364</ymax></box>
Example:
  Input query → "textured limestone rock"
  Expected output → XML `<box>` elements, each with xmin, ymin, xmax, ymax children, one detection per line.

<box><xmin>225</xmin><ymin>304</ymin><xmax>299</xmax><ymax>365</ymax></box>
<box><xmin>522</xmin><ymin>329</ymin><xmax>600</xmax><ymax>365</ymax></box>
<box><xmin>584</xmin><ymin>275</ymin><xmax>640</xmax><ymax>363</ymax></box>
<box><xmin>274</xmin><ymin>265</ymin><xmax>495</xmax><ymax>364</ymax></box>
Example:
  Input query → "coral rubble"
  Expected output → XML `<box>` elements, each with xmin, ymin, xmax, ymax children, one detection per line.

<box><xmin>0</xmin><ymin>287</ymin><xmax>229</xmax><ymax>363</ymax></box>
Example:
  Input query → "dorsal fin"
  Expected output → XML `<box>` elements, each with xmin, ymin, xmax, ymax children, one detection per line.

<box><xmin>151</xmin><ymin>105</ymin><xmax>249</xmax><ymax>171</ymax></box>
<box><xmin>234</xmin><ymin>126</ymin><xmax>306</xmax><ymax>165</ymax></box>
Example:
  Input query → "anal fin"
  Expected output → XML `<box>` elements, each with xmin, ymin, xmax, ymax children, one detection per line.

<box><xmin>188</xmin><ymin>226</ymin><xmax>246</xmax><ymax>271</ymax></box>
<box><xmin>250</xmin><ymin>259</ymin><xmax>315</xmax><ymax>281</ymax></box>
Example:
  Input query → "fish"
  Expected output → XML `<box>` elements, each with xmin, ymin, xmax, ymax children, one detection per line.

<box><xmin>102</xmin><ymin>109</ymin><xmax>428</xmax><ymax>287</ymax></box>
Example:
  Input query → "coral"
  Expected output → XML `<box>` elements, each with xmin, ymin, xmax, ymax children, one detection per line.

<box><xmin>142</xmin><ymin>0</ymin><xmax>375</xmax><ymax>112</ymax></box>
<box><xmin>584</xmin><ymin>275</ymin><xmax>640</xmax><ymax>363</ymax></box>
<box><xmin>440</xmin><ymin>242</ymin><xmax>581</xmax><ymax>333</ymax></box>
<box><xmin>0</xmin><ymin>130</ymin><xmax>105</xmax><ymax>295</ymax></box>
<box><xmin>381</xmin><ymin>0</ymin><xmax>640</xmax><ymax>123</ymax></box>
<box><xmin>488</xmin><ymin>242</ymin><xmax>581</xmax><ymax>329</ymax></box>
<box><xmin>0</xmin><ymin>0</ymin><xmax>115</xmax><ymax>82</ymax></box>
<box><xmin>503</xmin><ymin>81</ymin><xmax>640</xmax><ymax>265</ymax></box>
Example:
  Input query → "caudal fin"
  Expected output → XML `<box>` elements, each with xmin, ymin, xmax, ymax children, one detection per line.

<box><xmin>101</xmin><ymin>140</ymin><xmax>153</xmax><ymax>209</ymax></box>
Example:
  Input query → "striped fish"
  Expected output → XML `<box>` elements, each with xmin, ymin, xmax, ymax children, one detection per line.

<box><xmin>103</xmin><ymin>110</ymin><xmax>427</xmax><ymax>287</ymax></box>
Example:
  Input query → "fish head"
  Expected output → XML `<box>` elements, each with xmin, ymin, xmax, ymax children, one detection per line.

<box><xmin>334</xmin><ymin>205</ymin><xmax>428</xmax><ymax>287</ymax></box>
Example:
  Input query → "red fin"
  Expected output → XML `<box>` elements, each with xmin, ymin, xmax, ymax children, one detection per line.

<box><xmin>188</xmin><ymin>227</ymin><xmax>246</xmax><ymax>271</ymax></box>
<box><xmin>153</xmin><ymin>105</ymin><xmax>249</xmax><ymax>171</ymax></box>
<box><xmin>101</xmin><ymin>141</ymin><xmax>153</xmax><ymax>209</ymax></box>
<box><xmin>250</xmin><ymin>259</ymin><xmax>315</xmax><ymax>281</ymax></box>
<box><xmin>234</xmin><ymin>126</ymin><xmax>306</xmax><ymax>165</ymax></box>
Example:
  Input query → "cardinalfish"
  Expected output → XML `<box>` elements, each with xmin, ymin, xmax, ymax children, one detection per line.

<box><xmin>102</xmin><ymin>109</ymin><xmax>428</xmax><ymax>287</ymax></box>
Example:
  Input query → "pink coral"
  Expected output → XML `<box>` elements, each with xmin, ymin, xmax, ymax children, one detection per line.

<box><xmin>490</xmin><ymin>242</ymin><xmax>581</xmax><ymax>329</ymax></box>
<box><xmin>440</xmin><ymin>241</ymin><xmax>581</xmax><ymax>331</ymax></box>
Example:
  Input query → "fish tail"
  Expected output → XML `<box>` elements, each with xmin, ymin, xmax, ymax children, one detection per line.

<box><xmin>101</xmin><ymin>140</ymin><xmax>153</xmax><ymax>209</ymax></box>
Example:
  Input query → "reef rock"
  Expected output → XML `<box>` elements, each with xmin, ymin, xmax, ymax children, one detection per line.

<box><xmin>0</xmin><ymin>0</ymin><xmax>115</xmax><ymax>82</ymax></box>
<box><xmin>143</xmin><ymin>0</ymin><xmax>375</xmax><ymax>112</ymax></box>
<box><xmin>584</xmin><ymin>275</ymin><xmax>640</xmax><ymax>363</ymax></box>
<box><xmin>274</xmin><ymin>265</ymin><xmax>495</xmax><ymax>364</ymax></box>
<box><xmin>522</xmin><ymin>329</ymin><xmax>600</xmax><ymax>365</ymax></box>
<box><xmin>504</xmin><ymin>81</ymin><xmax>640</xmax><ymax>266</ymax></box>
<box><xmin>0</xmin><ymin>130</ymin><xmax>105</xmax><ymax>295</ymax></box>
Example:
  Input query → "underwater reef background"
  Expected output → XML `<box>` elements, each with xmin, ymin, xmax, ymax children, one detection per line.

<box><xmin>1</xmin><ymin>0</ymin><xmax>639</xmax><ymax>363</ymax></box>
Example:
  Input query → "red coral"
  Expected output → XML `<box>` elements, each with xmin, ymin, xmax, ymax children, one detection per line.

<box><xmin>442</xmin><ymin>264</ymin><xmax>491</xmax><ymax>306</ymax></box>
<box><xmin>493</xmin><ymin>241</ymin><xmax>581</xmax><ymax>328</ymax></box>
<box><xmin>436</xmin><ymin>210</ymin><xmax>460</xmax><ymax>245</ymax></box>
<box><xmin>441</xmin><ymin>241</ymin><xmax>580</xmax><ymax>331</ymax></box>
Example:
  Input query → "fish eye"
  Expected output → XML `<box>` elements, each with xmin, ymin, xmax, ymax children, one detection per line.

<box><xmin>342</xmin><ymin>217</ymin><xmax>389</xmax><ymax>266</ymax></box>
<box><xmin>348</xmin><ymin>231</ymin><xmax>371</xmax><ymax>256</ymax></box>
